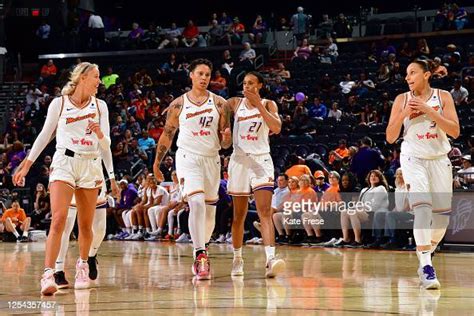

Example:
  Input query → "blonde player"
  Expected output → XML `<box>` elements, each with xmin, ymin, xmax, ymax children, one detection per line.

<box><xmin>13</xmin><ymin>62</ymin><xmax>111</xmax><ymax>295</ymax></box>
<box><xmin>226</xmin><ymin>71</ymin><xmax>285</xmax><ymax>278</ymax></box>
<box><xmin>386</xmin><ymin>59</ymin><xmax>459</xmax><ymax>289</ymax></box>
<box><xmin>153</xmin><ymin>59</ymin><xmax>231</xmax><ymax>280</ymax></box>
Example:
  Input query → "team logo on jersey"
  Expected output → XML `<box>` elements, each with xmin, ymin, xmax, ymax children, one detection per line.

<box><xmin>416</xmin><ymin>132</ymin><xmax>439</xmax><ymax>140</ymax></box>
<box><xmin>66</xmin><ymin>108</ymin><xmax>74</xmax><ymax>111</ymax></box>
<box><xmin>409</xmin><ymin>106</ymin><xmax>439</xmax><ymax>120</ymax></box>
<box><xmin>186</xmin><ymin>108</ymin><xmax>213</xmax><ymax>119</ymax></box>
<box><xmin>237</xmin><ymin>113</ymin><xmax>261</xmax><ymax>122</ymax></box>
<box><xmin>66</xmin><ymin>112</ymin><xmax>96</xmax><ymax>124</ymax></box>
<box><xmin>71</xmin><ymin>138</ymin><xmax>93</xmax><ymax>146</ymax></box>
<box><xmin>240</xmin><ymin>134</ymin><xmax>258</xmax><ymax>141</ymax></box>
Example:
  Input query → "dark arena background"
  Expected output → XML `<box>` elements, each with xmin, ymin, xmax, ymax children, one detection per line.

<box><xmin>0</xmin><ymin>0</ymin><xmax>473</xmax><ymax>314</ymax></box>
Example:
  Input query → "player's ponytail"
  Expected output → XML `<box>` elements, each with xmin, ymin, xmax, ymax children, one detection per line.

<box><xmin>61</xmin><ymin>62</ymin><xmax>99</xmax><ymax>95</ymax></box>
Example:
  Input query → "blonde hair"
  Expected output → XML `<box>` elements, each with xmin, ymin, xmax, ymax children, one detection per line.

<box><xmin>61</xmin><ymin>62</ymin><xmax>99</xmax><ymax>95</ymax></box>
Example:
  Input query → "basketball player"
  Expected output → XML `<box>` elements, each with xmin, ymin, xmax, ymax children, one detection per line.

<box><xmin>153</xmin><ymin>58</ymin><xmax>231</xmax><ymax>280</ymax></box>
<box><xmin>13</xmin><ymin>62</ymin><xmax>110</xmax><ymax>295</ymax></box>
<box><xmin>54</xmin><ymin>143</ymin><xmax>118</xmax><ymax>289</ymax></box>
<box><xmin>386</xmin><ymin>59</ymin><xmax>459</xmax><ymax>289</ymax></box>
<box><xmin>226</xmin><ymin>71</ymin><xmax>285</xmax><ymax>278</ymax></box>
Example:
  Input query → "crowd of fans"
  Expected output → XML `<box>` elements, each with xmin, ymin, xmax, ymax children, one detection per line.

<box><xmin>2</xmin><ymin>5</ymin><xmax>474</xmax><ymax>247</ymax></box>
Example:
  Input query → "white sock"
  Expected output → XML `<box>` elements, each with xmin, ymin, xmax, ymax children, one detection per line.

<box><xmin>205</xmin><ymin>205</ymin><xmax>217</xmax><ymax>243</ymax></box>
<box><xmin>168</xmin><ymin>211</ymin><xmax>175</xmax><ymax>234</ymax></box>
<box><xmin>147</xmin><ymin>208</ymin><xmax>157</xmax><ymax>232</ymax></box>
<box><xmin>121</xmin><ymin>227</ymin><xmax>127</xmax><ymax>233</ymax></box>
<box><xmin>44</xmin><ymin>268</ymin><xmax>54</xmax><ymax>275</ymax></box>
<box><xmin>265</xmin><ymin>246</ymin><xmax>276</xmax><ymax>262</ymax></box>
<box><xmin>146</xmin><ymin>227</ymin><xmax>152</xmax><ymax>233</ymax></box>
<box><xmin>89</xmin><ymin>208</ymin><xmax>106</xmax><ymax>257</ymax></box>
<box><xmin>55</xmin><ymin>207</ymin><xmax>77</xmax><ymax>271</ymax></box>
<box><xmin>233</xmin><ymin>248</ymin><xmax>242</xmax><ymax>259</ymax></box>
<box><xmin>188</xmin><ymin>193</ymin><xmax>207</xmax><ymax>255</ymax></box>
<box><xmin>430</xmin><ymin>213</ymin><xmax>450</xmax><ymax>253</ymax></box>
<box><xmin>126</xmin><ymin>227</ymin><xmax>131</xmax><ymax>234</ymax></box>
<box><xmin>157</xmin><ymin>227</ymin><xmax>163</xmax><ymax>234</ymax></box>
<box><xmin>79</xmin><ymin>258</ymin><xmax>88</xmax><ymax>264</ymax></box>
<box><xmin>23</xmin><ymin>231</ymin><xmax>28</xmax><ymax>237</ymax></box>
<box><xmin>12</xmin><ymin>230</ymin><xmax>19</xmax><ymax>238</ymax></box>
<box><xmin>417</xmin><ymin>250</ymin><xmax>432</xmax><ymax>268</ymax></box>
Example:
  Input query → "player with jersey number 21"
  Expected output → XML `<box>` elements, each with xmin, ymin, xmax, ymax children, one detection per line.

<box><xmin>386</xmin><ymin>59</ymin><xmax>459</xmax><ymax>290</ymax></box>
<box><xmin>153</xmin><ymin>58</ymin><xmax>232</xmax><ymax>281</ymax></box>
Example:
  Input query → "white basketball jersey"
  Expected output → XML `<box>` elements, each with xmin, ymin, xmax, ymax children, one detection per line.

<box><xmin>177</xmin><ymin>92</ymin><xmax>221</xmax><ymax>156</ymax></box>
<box><xmin>401</xmin><ymin>89</ymin><xmax>451</xmax><ymax>159</ymax></box>
<box><xmin>169</xmin><ymin>184</ymin><xmax>182</xmax><ymax>203</ymax></box>
<box><xmin>57</xmin><ymin>96</ymin><xmax>102</xmax><ymax>154</ymax></box>
<box><xmin>233</xmin><ymin>98</ymin><xmax>270</xmax><ymax>155</ymax></box>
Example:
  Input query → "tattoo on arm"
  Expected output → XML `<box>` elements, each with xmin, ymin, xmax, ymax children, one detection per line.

<box><xmin>154</xmin><ymin>99</ymin><xmax>180</xmax><ymax>165</ymax></box>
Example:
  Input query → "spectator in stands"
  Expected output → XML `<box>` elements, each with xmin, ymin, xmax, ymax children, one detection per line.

<box><xmin>313</xmin><ymin>170</ymin><xmax>330</xmax><ymax>193</ymax></box>
<box><xmin>307</xmin><ymin>97</ymin><xmax>327</xmax><ymax>119</ymax></box>
<box><xmin>158</xmin><ymin>23</ymin><xmax>181</xmax><ymax>49</ymax></box>
<box><xmin>227</xmin><ymin>17</ymin><xmax>245</xmax><ymax>45</ymax></box>
<box><xmin>148</xmin><ymin>119</ymin><xmax>164</xmax><ymax>141</ymax></box>
<box><xmin>220</xmin><ymin>49</ymin><xmax>235</xmax><ymax>75</ymax></box>
<box><xmin>333</xmin><ymin>13</ymin><xmax>352</xmax><ymax>38</ymax></box>
<box><xmin>365</xmin><ymin>170</ymin><xmax>390</xmax><ymax>245</ymax></box>
<box><xmin>112</xmin><ymin>179</ymin><xmax>138</xmax><ymax>239</ymax></box>
<box><xmin>138</xmin><ymin>130</ymin><xmax>155</xmax><ymax>156</ymax></box>
<box><xmin>160</xmin><ymin>156</ymin><xmax>174</xmax><ymax>182</ymax></box>
<box><xmin>434</xmin><ymin>5</ymin><xmax>449</xmax><ymax>31</ymax></box>
<box><xmin>273</xmin><ymin>176</ymin><xmax>300</xmax><ymax>244</ymax></box>
<box><xmin>219</xmin><ymin>12</ymin><xmax>232</xmax><ymax>27</ymax></box>
<box><xmin>142</xmin><ymin>23</ymin><xmax>161</xmax><ymax>49</ymax></box>
<box><xmin>134</xmin><ymin>69</ymin><xmax>153</xmax><ymax>88</ymax></box>
<box><xmin>207</xmin><ymin>20</ymin><xmax>225</xmax><ymax>46</ymax></box>
<box><xmin>318</xmin><ymin>14</ymin><xmax>334</xmax><ymax>39</ymax></box>
<box><xmin>272</xmin><ymin>174</ymin><xmax>290</xmax><ymax>214</ymax></box>
<box><xmin>399</xmin><ymin>41</ymin><xmax>414</xmax><ymax>59</ymax></box>
<box><xmin>325</xmin><ymin>37</ymin><xmax>338</xmax><ymax>62</ymax></box>
<box><xmin>291</xmin><ymin>6</ymin><xmax>311</xmax><ymax>42</ymax></box>
<box><xmin>329</xmin><ymin>139</ymin><xmax>350</xmax><ymax>166</ymax></box>
<box><xmin>431</xmin><ymin>57</ymin><xmax>448</xmax><ymax>79</ymax></box>
<box><xmin>249</xmin><ymin>15</ymin><xmax>267</xmax><ymax>44</ymax></box>
<box><xmin>35</xmin><ymin>19</ymin><xmax>51</xmax><ymax>54</ymax></box>
<box><xmin>452</xmin><ymin>3</ymin><xmax>469</xmax><ymax>30</ymax></box>
<box><xmin>88</xmin><ymin>11</ymin><xmax>105</xmax><ymax>50</ymax></box>
<box><xmin>278</xmin><ymin>17</ymin><xmax>291</xmax><ymax>31</ymax></box>
<box><xmin>209</xmin><ymin>70</ymin><xmax>228</xmax><ymax>97</ymax></box>
<box><xmin>273</xmin><ymin>63</ymin><xmax>291</xmax><ymax>80</ymax></box>
<box><xmin>415</xmin><ymin>38</ymin><xmax>430</xmax><ymax>58</ymax></box>
<box><xmin>40</xmin><ymin>59</ymin><xmax>57</xmax><ymax>86</ymax></box>
<box><xmin>293</xmin><ymin>38</ymin><xmax>312</xmax><ymax>60</ymax></box>
<box><xmin>451</xmin><ymin>79</ymin><xmax>469</xmax><ymax>106</ymax></box>
<box><xmin>328</xmin><ymin>101</ymin><xmax>342</xmax><ymax>121</ymax></box>
<box><xmin>350</xmin><ymin>136</ymin><xmax>385</xmax><ymax>185</ymax></box>
<box><xmin>31</xmin><ymin>183</ymin><xmax>50</xmax><ymax>229</ymax></box>
<box><xmin>6</xmin><ymin>141</ymin><xmax>26</xmax><ymax>174</ymax></box>
<box><xmin>181</xmin><ymin>20</ymin><xmax>200</xmax><ymax>47</ymax></box>
<box><xmin>285</xmin><ymin>154</ymin><xmax>312</xmax><ymax>178</ymax></box>
<box><xmin>102</xmin><ymin>67</ymin><xmax>119</xmax><ymax>90</ymax></box>
<box><xmin>454</xmin><ymin>155</ymin><xmax>474</xmax><ymax>189</ymax></box>
<box><xmin>19</xmin><ymin>119</ymin><xmax>37</xmax><ymax>145</ymax></box>
<box><xmin>239</xmin><ymin>42</ymin><xmax>256</xmax><ymax>70</ymax></box>
<box><xmin>128</xmin><ymin>22</ymin><xmax>144</xmax><ymax>49</ymax></box>
<box><xmin>354</xmin><ymin>73</ymin><xmax>375</xmax><ymax>97</ymax></box>
<box><xmin>2</xmin><ymin>199</ymin><xmax>30</xmax><ymax>242</ymax></box>
<box><xmin>339</xmin><ymin>73</ymin><xmax>356</xmax><ymax>94</ymax></box>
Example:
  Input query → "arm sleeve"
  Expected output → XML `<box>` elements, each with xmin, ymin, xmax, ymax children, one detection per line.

<box><xmin>99</xmin><ymin>145</ymin><xmax>115</xmax><ymax>180</ymax></box>
<box><xmin>27</xmin><ymin>97</ymin><xmax>61</xmax><ymax>163</ymax></box>
<box><xmin>98</xmin><ymin>100</ymin><xmax>111</xmax><ymax>150</ymax></box>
